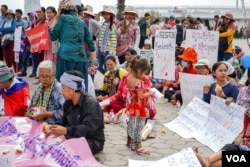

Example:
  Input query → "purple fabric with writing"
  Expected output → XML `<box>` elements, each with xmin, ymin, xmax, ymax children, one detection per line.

<box><xmin>0</xmin><ymin>117</ymin><xmax>106</xmax><ymax>167</ymax></box>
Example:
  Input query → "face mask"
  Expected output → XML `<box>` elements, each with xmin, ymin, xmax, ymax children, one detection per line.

<box><xmin>182</xmin><ymin>61</ymin><xmax>188</xmax><ymax>67</ymax></box>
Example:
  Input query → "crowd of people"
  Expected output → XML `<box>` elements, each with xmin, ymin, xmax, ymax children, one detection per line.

<box><xmin>0</xmin><ymin>0</ymin><xmax>250</xmax><ymax>166</ymax></box>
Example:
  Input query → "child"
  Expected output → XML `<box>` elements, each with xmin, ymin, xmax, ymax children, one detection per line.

<box><xmin>126</xmin><ymin>57</ymin><xmax>154</xmax><ymax>155</ymax></box>
<box><xmin>98</xmin><ymin>7</ymin><xmax>117</xmax><ymax>74</ymax></box>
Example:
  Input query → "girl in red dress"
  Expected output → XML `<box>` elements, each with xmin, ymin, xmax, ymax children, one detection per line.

<box><xmin>126</xmin><ymin>56</ymin><xmax>154</xmax><ymax>155</ymax></box>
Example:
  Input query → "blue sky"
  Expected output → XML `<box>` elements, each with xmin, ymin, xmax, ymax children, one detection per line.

<box><xmin>1</xmin><ymin>0</ymin><xmax>248</xmax><ymax>14</ymax></box>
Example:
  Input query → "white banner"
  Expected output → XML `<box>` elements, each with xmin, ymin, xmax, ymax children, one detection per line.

<box><xmin>153</xmin><ymin>30</ymin><xmax>176</xmax><ymax>80</ymax></box>
<box><xmin>165</xmin><ymin>96</ymin><xmax>245</xmax><ymax>152</ymax></box>
<box><xmin>24</xmin><ymin>0</ymin><xmax>41</xmax><ymax>14</ymax></box>
<box><xmin>13</xmin><ymin>26</ymin><xmax>22</xmax><ymax>52</ymax></box>
<box><xmin>185</xmin><ymin>29</ymin><xmax>219</xmax><ymax>65</ymax></box>
<box><xmin>139</xmin><ymin>49</ymin><xmax>152</xmax><ymax>62</ymax></box>
<box><xmin>180</xmin><ymin>73</ymin><xmax>214</xmax><ymax>108</ymax></box>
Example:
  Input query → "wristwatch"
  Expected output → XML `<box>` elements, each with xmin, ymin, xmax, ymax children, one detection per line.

<box><xmin>89</xmin><ymin>59</ymin><xmax>99</xmax><ymax>67</ymax></box>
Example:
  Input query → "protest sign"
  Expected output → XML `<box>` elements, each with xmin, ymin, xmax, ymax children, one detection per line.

<box><xmin>24</xmin><ymin>0</ymin><xmax>41</xmax><ymax>14</ymax></box>
<box><xmin>185</xmin><ymin>29</ymin><xmax>219</xmax><ymax>65</ymax></box>
<box><xmin>139</xmin><ymin>49</ymin><xmax>152</xmax><ymax>62</ymax></box>
<box><xmin>0</xmin><ymin>145</ymin><xmax>15</xmax><ymax>167</ymax></box>
<box><xmin>193</xmin><ymin>95</ymin><xmax>246</xmax><ymax>152</ymax></box>
<box><xmin>165</xmin><ymin>96</ymin><xmax>245</xmax><ymax>152</ymax></box>
<box><xmin>165</xmin><ymin>97</ymin><xmax>210</xmax><ymax>138</ymax></box>
<box><xmin>13</xmin><ymin>26</ymin><xmax>22</xmax><ymax>52</ymax></box>
<box><xmin>153</xmin><ymin>29</ymin><xmax>176</xmax><ymax>80</ymax></box>
<box><xmin>25</xmin><ymin>23</ymin><xmax>49</xmax><ymax>53</ymax></box>
<box><xmin>145</xmin><ymin>147</ymin><xmax>201</xmax><ymax>167</ymax></box>
<box><xmin>73</xmin><ymin>0</ymin><xmax>82</xmax><ymax>5</ymax></box>
<box><xmin>0</xmin><ymin>117</ymin><xmax>106</xmax><ymax>167</ymax></box>
<box><xmin>179</xmin><ymin>73</ymin><xmax>214</xmax><ymax>108</ymax></box>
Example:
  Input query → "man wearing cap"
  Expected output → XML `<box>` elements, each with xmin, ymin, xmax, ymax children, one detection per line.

<box><xmin>45</xmin><ymin>70</ymin><xmax>105</xmax><ymax>154</ymax></box>
<box><xmin>217</xmin><ymin>12</ymin><xmax>236</xmax><ymax>61</ymax></box>
<box><xmin>138</xmin><ymin>13</ymin><xmax>150</xmax><ymax>49</ymax></box>
<box><xmin>0</xmin><ymin>64</ymin><xmax>30</xmax><ymax>116</ymax></box>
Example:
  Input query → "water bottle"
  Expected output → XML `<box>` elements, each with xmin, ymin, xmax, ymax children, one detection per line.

<box><xmin>176</xmin><ymin>100</ymin><xmax>181</xmax><ymax>111</ymax></box>
<box><xmin>109</xmin><ymin>110</ymin><xmax>115</xmax><ymax>124</ymax></box>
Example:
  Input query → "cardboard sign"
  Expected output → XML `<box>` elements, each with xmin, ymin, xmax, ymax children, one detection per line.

<box><xmin>24</xmin><ymin>0</ymin><xmax>41</xmax><ymax>14</ymax></box>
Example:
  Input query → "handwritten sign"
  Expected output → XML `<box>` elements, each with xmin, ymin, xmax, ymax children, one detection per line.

<box><xmin>0</xmin><ymin>117</ymin><xmax>106</xmax><ymax>167</ymax></box>
<box><xmin>193</xmin><ymin>95</ymin><xmax>246</xmax><ymax>152</ymax></box>
<box><xmin>0</xmin><ymin>145</ymin><xmax>15</xmax><ymax>167</ymax></box>
<box><xmin>185</xmin><ymin>29</ymin><xmax>219</xmax><ymax>65</ymax></box>
<box><xmin>139</xmin><ymin>49</ymin><xmax>152</xmax><ymax>62</ymax></box>
<box><xmin>153</xmin><ymin>30</ymin><xmax>176</xmax><ymax>80</ymax></box>
<box><xmin>145</xmin><ymin>147</ymin><xmax>201</xmax><ymax>167</ymax></box>
<box><xmin>179</xmin><ymin>73</ymin><xmax>214</xmax><ymax>108</ymax></box>
<box><xmin>25</xmin><ymin>23</ymin><xmax>49</xmax><ymax>53</ymax></box>
<box><xmin>165</xmin><ymin>96</ymin><xmax>245</xmax><ymax>152</ymax></box>
<box><xmin>165</xmin><ymin>97</ymin><xmax>210</xmax><ymax>138</ymax></box>
<box><xmin>24</xmin><ymin>0</ymin><xmax>41</xmax><ymax>14</ymax></box>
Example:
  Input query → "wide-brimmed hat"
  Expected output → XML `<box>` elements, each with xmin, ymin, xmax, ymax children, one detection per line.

<box><xmin>122</xmin><ymin>6</ymin><xmax>138</xmax><ymax>18</ymax></box>
<box><xmin>221</xmin><ymin>12</ymin><xmax>234</xmax><ymax>22</ymax></box>
<box><xmin>0</xmin><ymin>65</ymin><xmax>14</xmax><ymax>82</ymax></box>
<box><xmin>178</xmin><ymin>47</ymin><xmax>198</xmax><ymax>64</ymax></box>
<box><xmin>99</xmin><ymin>6</ymin><xmax>115</xmax><ymax>17</ymax></box>
<box><xmin>5</xmin><ymin>9</ymin><xmax>15</xmax><ymax>17</ymax></box>
<box><xmin>83</xmin><ymin>6</ymin><xmax>95</xmax><ymax>17</ymax></box>
<box><xmin>58</xmin><ymin>0</ymin><xmax>75</xmax><ymax>11</ymax></box>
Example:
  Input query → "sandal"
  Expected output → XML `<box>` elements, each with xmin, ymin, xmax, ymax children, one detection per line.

<box><xmin>136</xmin><ymin>147</ymin><xmax>150</xmax><ymax>155</ymax></box>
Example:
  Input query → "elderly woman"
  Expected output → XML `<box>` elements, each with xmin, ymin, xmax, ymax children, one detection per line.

<box><xmin>0</xmin><ymin>64</ymin><xmax>30</xmax><ymax>116</ymax></box>
<box><xmin>29</xmin><ymin>60</ymin><xmax>64</xmax><ymax>124</ymax></box>
<box><xmin>96</xmin><ymin>55</ymin><xmax>127</xmax><ymax>100</ymax></box>
<box><xmin>44</xmin><ymin>70</ymin><xmax>105</xmax><ymax>154</ymax></box>
<box><xmin>116</xmin><ymin>6</ymin><xmax>140</xmax><ymax>64</ymax></box>
<box><xmin>50</xmin><ymin>0</ymin><xmax>97</xmax><ymax>92</ymax></box>
<box><xmin>0</xmin><ymin>9</ymin><xmax>17</xmax><ymax>72</ymax></box>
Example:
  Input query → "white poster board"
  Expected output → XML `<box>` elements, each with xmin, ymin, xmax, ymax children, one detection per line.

<box><xmin>179</xmin><ymin>73</ymin><xmax>214</xmax><ymax>108</ymax></box>
<box><xmin>0</xmin><ymin>145</ymin><xmax>15</xmax><ymax>167</ymax></box>
<box><xmin>73</xmin><ymin>0</ymin><xmax>82</xmax><ymax>5</ymax></box>
<box><xmin>165</xmin><ymin>96</ymin><xmax>245</xmax><ymax>152</ymax></box>
<box><xmin>139</xmin><ymin>49</ymin><xmax>152</xmax><ymax>62</ymax></box>
<box><xmin>13</xmin><ymin>26</ymin><xmax>22</xmax><ymax>52</ymax></box>
<box><xmin>24</xmin><ymin>0</ymin><xmax>41</xmax><ymax>14</ymax></box>
<box><xmin>165</xmin><ymin>97</ymin><xmax>210</xmax><ymax>139</ymax></box>
<box><xmin>145</xmin><ymin>148</ymin><xmax>201</xmax><ymax>167</ymax></box>
<box><xmin>193</xmin><ymin>95</ymin><xmax>246</xmax><ymax>152</ymax></box>
<box><xmin>185</xmin><ymin>29</ymin><xmax>219</xmax><ymax>65</ymax></box>
<box><xmin>153</xmin><ymin>30</ymin><xmax>176</xmax><ymax>80</ymax></box>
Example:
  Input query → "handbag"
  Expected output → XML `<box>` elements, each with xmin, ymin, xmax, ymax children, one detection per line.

<box><xmin>1</xmin><ymin>38</ymin><xmax>10</xmax><ymax>47</ymax></box>
<box><xmin>116</xmin><ymin>44</ymin><xmax>128</xmax><ymax>57</ymax></box>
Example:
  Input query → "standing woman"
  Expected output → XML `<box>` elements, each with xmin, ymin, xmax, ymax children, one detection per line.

<box><xmin>50</xmin><ymin>0</ymin><xmax>96</xmax><ymax>92</ymax></box>
<box><xmin>116</xmin><ymin>6</ymin><xmax>140</xmax><ymax>64</ymax></box>
<box><xmin>0</xmin><ymin>9</ymin><xmax>17</xmax><ymax>72</ymax></box>
<box><xmin>97</xmin><ymin>6</ymin><xmax>117</xmax><ymax>74</ymax></box>
<box><xmin>44</xmin><ymin>6</ymin><xmax>58</xmax><ymax>64</ymax></box>
<box><xmin>29</xmin><ymin>7</ymin><xmax>47</xmax><ymax>78</ymax></box>
<box><xmin>203</xmin><ymin>62</ymin><xmax>239</xmax><ymax>104</ymax></box>
<box><xmin>217</xmin><ymin>13</ymin><xmax>235</xmax><ymax>61</ymax></box>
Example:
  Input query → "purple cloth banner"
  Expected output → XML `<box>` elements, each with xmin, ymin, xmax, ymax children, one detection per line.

<box><xmin>0</xmin><ymin>117</ymin><xmax>106</xmax><ymax>167</ymax></box>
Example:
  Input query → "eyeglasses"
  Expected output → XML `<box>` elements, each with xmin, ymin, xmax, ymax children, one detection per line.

<box><xmin>39</xmin><ymin>75</ymin><xmax>53</xmax><ymax>80</ymax></box>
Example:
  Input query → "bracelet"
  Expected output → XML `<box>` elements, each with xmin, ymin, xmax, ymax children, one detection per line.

<box><xmin>89</xmin><ymin>59</ymin><xmax>99</xmax><ymax>67</ymax></box>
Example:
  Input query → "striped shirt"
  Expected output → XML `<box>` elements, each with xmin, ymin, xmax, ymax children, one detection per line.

<box><xmin>98</xmin><ymin>23</ymin><xmax>117</xmax><ymax>53</ymax></box>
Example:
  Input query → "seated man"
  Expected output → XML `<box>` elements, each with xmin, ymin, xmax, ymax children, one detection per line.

<box><xmin>44</xmin><ymin>70</ymin><xmax>105</xmax><ymax>154</ymax></box>
<box><xmin>29</xmin><ymin>60</ymin><xmax>64</xmax><ymax>124</ymax></box>
<box><xmin>0</xmin><ymin>64</ymin><xmax>30</xmax><ymax>116</ymax></box>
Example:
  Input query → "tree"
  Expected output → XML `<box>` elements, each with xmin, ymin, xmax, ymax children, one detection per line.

<box><xmin>117</xmin><ymin>0</ymin><xmax>126</xmax><ymax>21</ymax></box>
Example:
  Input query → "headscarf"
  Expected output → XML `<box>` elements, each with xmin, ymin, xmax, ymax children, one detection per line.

<box><xmin>60</xmin><ymin>72</ymin><xmax>85</xmax><ymax>92</ymax></box>
<box><xmin>58</xmin><ymin>0</ymin><xmax>75</xmax><ymax>11</ymax></box>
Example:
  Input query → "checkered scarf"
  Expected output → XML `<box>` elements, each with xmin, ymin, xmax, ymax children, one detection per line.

<box><xmin>33</xmin><ymin>81</ymin><xmax>55</xmax><ymax>110</ymax></box>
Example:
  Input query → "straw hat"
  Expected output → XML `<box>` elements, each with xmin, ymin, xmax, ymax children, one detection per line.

<box><xmin>99</xmin><ymin>6</ymin><xmax>115</xmax><ymax>17</ymax></box>
<box><xmin>0</xmin><ymin>65</ymin><xmax>14</xmax><ymax>82</ymax></box>
<box><xmin>122</xmin><ymin>6</ymin><xmax>138</xmax><ymax>18</ymax></box>
<box><xmin>178</xmin><ymin>47</ymin><xmax>198</xmax><ymax>64</ymax></box>
<box><xmin>58</xmin><ymin>0</ymin><xmax>75</xmax><ymax>11</ymax></box>
<box><xmin>221</xmin><ymin>12</ymin><xmax>234</xmax><ymax>22</ymax></box>
<box><xmin>83</xmin><ymin>5</ymin><xmax>95</xmax><ymax>17</ymax></box>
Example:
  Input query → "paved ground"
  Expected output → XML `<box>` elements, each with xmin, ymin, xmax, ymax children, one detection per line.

<box><xmin>23</xmin><ymin>39</ymin><xmax>249</xmax><ymax>167</ymax></box>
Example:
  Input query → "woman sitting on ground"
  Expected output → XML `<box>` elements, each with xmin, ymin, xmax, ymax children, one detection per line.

<box><xmin>203</xmin><ymin>61</ymin><xmax>239</xmax><ymax>104</ymax></box>
<box><xmin>96</xmin><ymin>55</ymin><xmax>127</xmax><ymax>100</ymax></box>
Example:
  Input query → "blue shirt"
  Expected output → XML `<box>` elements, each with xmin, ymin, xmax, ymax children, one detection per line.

<box><xmin>203</xmin><ymin>82</ymin><xmax>239</xmax><ymax>104</ymax></box>
<box><xmin>29</xmin><ymin>80</ymin><xmax>64</xmax><ymax>124</ymax></box>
